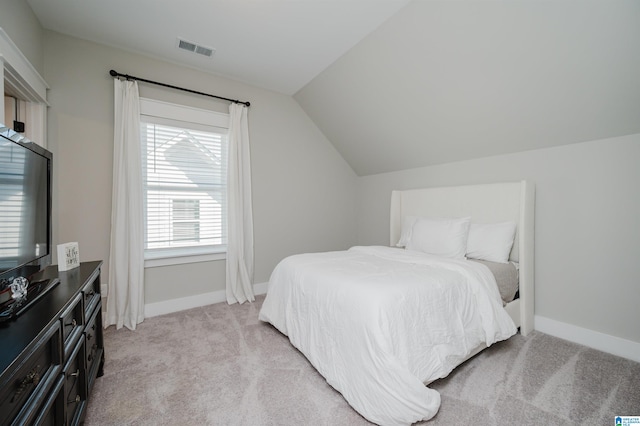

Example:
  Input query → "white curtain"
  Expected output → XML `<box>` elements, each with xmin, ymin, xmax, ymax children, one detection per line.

<box><xmin>226</xmin><ymin>103</ymin><xmax>255</xmax><ymax>304</ymax></box>
<box><xmin>105</xmin><ymin>79</ymin><xmax>145</xmax><ymax>330</ymax></box>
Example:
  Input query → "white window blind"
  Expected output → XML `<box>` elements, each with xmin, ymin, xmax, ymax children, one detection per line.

<box><xmin>139</xmin><ymin>99</ymin><xmax>229</xmax><ymax>260</ymax></box>
<box><xmin>0</xmin><ymin>144</ymin><xmax>27</xmax><ymax>264</ymax></box>
<box><xmin>0</xmin><ymin>141</ymin><xmax>47</xmax><ymax>269</ymax></box>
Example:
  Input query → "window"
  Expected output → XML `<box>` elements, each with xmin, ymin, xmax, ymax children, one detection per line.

<box><xmin>139</xmin><ymin>99</ymin><xmax>229</xmax><ymax>265</ymax></box>
<box><xmin>172</xmin><ymin>199</ymin><xmax>201</xmax><ymax>243</ymax></box>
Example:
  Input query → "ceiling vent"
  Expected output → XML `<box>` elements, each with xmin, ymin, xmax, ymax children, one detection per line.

<box><xmin>176</xmin><ymin>38</ymin><xmax>215</xmax><ymax>58</ymax></box>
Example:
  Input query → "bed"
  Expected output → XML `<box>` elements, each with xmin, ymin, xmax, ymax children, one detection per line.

<box><xmin>259</xmin><ymin>181</ymin><xmax>535</xmax><ymax>425</ymax></box>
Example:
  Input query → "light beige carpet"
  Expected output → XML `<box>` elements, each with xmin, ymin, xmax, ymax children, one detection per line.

<box><xmin>85</xmin><ymin>295</ymin><xmax>640</xmax><ymax>425</ymax></box>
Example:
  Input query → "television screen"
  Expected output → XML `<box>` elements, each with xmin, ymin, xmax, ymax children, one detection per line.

<box><xmin>0</xmin><ymin>127</ymin><xmax>52</xmax><ymax>282</ymax></box>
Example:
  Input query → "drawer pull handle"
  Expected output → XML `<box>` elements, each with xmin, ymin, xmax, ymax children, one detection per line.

<box><xmin>65</xmin><ymin>318</ymin><xmax>77</xmax><ymax>328</ymax></box>
<box><xmin>68</xmin><ymin>394</ymin><xmax>81</xmax><ymax>405</ymax></box>
<box><xmin>68</xmin><ymin>369</ymin><xmax>80</xmax><ymax>378</ymax></box>
<box><xmin>11</xmin><ymin>366</ymin><xmax>41</xmax><ymax>402</ymax></box>
<box><xmin>86</xmin><ymin>290</ymin><xmax>95</xmax><ymax>298</ymax></box>
<box><xmin>87</xmin><ymin>332</ymin><xmax>93</xmax><ymax>342</ymax></box>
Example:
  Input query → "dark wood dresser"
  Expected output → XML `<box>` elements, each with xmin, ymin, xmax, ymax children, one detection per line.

<box><xmin>0</xmin><ymin>261</ymin><xmax>104</xmax><ymax>425</ymax></box>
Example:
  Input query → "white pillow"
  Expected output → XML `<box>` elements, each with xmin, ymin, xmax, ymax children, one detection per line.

<box><xmin>405</xmin><ymin>217</ymin><xmax>471</xmax><ymax>259</ymax></box>
<box><xmin>396</xmin><ymin>216</ymin><xmax>418</xmax><ymax>247</ymax></box>
<box><xmin>466</xmin><ymin>222</ymin><xmax>517</xmax><ymax>263</ymax></box>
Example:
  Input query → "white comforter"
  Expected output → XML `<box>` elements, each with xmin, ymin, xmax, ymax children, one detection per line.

<box><xmin>258</xmin><ymin>246</ymin><xmax>516</xmax><ymax>425</ymax></box>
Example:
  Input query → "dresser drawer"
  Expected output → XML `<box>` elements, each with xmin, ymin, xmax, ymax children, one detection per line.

<box><xmin>59</xmin><ymin>294</ymin><xmax>84</xmax><ymax>361</ymax></box>
<box><xmin>0</xmin><ymin>323</ymin><xmax>61</xmax><ymax>426</ymax></box>
<box><xmin>81</xmin><ymin>279</ymin><xmax>100</xmax><ymax>320</ymax></box>
<box><xmin>32</xmin><ymin>375</ymin><xmax>64</xmax><ymax>426</ymax></box>
<box><xmin>64</xmin><ymin>338</ymin><xmax>86</xmax><ymax>425</ymax></box>
<box><xmin>84</xmin><ymin>303</ymin><xmax>102</xmax><ymax>391</ymax></box>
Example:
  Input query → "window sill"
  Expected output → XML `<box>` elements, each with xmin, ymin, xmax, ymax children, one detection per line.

<box><xmin>144</xmin><ymin>251</ymin><xmax>226</xmax><ymax>268</ymax></box>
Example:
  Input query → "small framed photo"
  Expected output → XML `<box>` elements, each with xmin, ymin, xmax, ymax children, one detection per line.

<box><xmin>57</xmin><ymin>242</ymin><xmax>80</xmax><ymax>271</ymax></box>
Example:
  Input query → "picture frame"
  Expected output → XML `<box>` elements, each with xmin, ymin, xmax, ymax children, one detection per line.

<box><xmin>57</xmin><ymin>242</ymin><xmax>80</xmax><ymax>271</ymax></box>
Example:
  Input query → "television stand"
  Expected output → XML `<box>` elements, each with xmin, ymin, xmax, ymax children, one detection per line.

<box><xmin>0</xmin><ymin>277</ymin><xmax>60</xmax><ymax>322</ymax></box>
<box><xmin>0</xmin><ymin>261</ymin><xmax>105</xmax><ymax>425</ymax></box>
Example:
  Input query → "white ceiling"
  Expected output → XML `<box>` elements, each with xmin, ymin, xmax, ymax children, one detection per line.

<box><xmin>27</xmin><ymin>0</ymin><xmax>411</xmax><ymax>95</ymax></box>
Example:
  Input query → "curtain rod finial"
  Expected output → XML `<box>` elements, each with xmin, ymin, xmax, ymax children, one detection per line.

<box><xmin>109</xmin><ymin>70</ymin><xmax>118</xmax><ymax>77</ymax></box>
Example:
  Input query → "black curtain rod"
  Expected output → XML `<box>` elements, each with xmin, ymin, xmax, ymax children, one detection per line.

<box><xmin>109</xmin><ymin>69</ymin><xmax>250</xmax><ymax>107</ymax></box>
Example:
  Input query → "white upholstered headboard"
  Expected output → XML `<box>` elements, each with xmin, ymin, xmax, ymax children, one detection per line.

<box><xmin>389</xmin><ymin>181</ymin><xmax>535</xmax><ymax>335</ymax></box>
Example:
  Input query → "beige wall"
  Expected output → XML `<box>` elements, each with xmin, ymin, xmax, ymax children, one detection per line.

<box><xmin>0</xmin><ymin>0</ymin><xmax>44</xmax><ymax>74</ymax></box>
<box><xmin>43</xmin><ymin>31</ymin><xmax>358</xmax><ymax>303</ymax></box>
<box><xmin>356</xmin><ymin>134</ymin><xmax>640</xmax><ymax>344</ymax></box>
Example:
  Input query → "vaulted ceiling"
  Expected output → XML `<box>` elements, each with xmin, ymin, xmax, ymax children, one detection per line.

<box><xmin>26</xmin><ymin>0</ymin><xmax>640</xmax><ymax>176</ymax></box>
<box><xmin>295</xmin><ymin>1</ymin><xmax>640</xmax><ymax>175</ymax></box>
<box><xmin>26</xmin><ymin>0</ymin><xmax>411</xmax><ymax>95</ymax></box>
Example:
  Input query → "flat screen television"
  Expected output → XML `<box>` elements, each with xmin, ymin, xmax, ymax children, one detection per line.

<box><xmin>0</xmin><ymin>123</ymin><xmax>56</xmax><ymax>320</ymax></box>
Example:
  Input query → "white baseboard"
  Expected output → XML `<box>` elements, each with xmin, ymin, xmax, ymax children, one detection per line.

<box><xmin>535</xmin><ymin>315</ymin><xmax>640</xmax><ymax>363</ymax></box>
<box><xmin>144</xmin><ymin>281</ymin><xmax>268</xmax><ymax>318</ymax></box>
